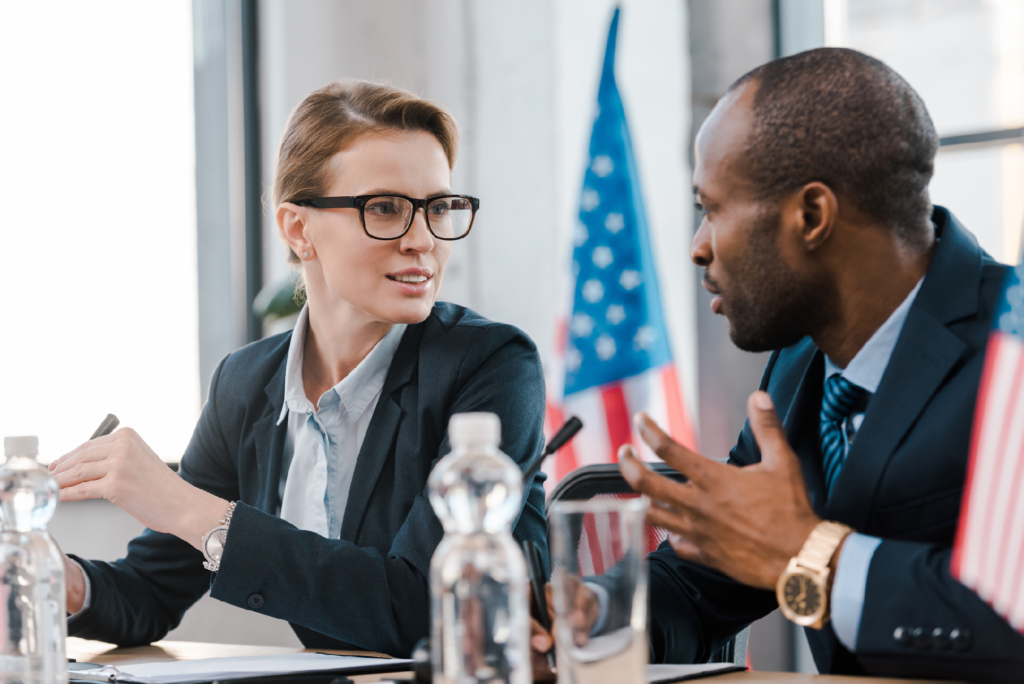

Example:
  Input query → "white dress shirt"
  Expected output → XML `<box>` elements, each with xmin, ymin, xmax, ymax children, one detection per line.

<box><xmin>827</xmin><ymin>278</ymin><xmax>922</xmax><ymax>651</ymax></box>
<box><xmin>277</xmin><ymin>305</ymin><xmax>407</xmax><ymax>538</ymax></box>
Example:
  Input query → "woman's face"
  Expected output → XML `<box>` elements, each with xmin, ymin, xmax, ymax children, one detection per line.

<box><xmin>292</xmin><ymin>130</ymin><xmax>454</xmax><ymax>326</ymax></box>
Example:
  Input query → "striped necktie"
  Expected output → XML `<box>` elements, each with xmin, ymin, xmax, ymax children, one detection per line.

<box><xmin>820</xmin><ymin>374</ymin><xmax>869</xmax><ymax>497</ymax></box>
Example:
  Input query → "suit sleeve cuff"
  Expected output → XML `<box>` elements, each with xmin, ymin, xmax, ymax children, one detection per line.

<box><xmin>583</xmin><ymin>581</ymin><xmax>610</xmax><ymax>636</ymax></box>
<box><xmin>831</xmin><ymin>532</ymin><xmax>881</xmax><ymax>651</ymax></box>
<box><xmin>67</xmin><ymin>558</ymin><xmax>92</xmax><ymax>618</ymax></box>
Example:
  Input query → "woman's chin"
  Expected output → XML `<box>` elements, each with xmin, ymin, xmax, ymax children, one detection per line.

<box><xmin>380</xmin><ymin>298</ymin><xmax>436</xmax><ymax>325</ymax></box>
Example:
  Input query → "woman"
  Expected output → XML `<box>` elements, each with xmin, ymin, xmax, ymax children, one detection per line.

<box><xmin>48</xmin><ymin>80</ymin><xmax>548</xmax><ymax>656</ymax></box>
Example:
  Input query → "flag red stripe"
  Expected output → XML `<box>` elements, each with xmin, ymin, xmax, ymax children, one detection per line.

<box><xmin>953</xmin><ymin>332</ymin><xmax>1003</xmax><ymax>576</ymax></box>
<box><xmin>990</xmin><ymin>360</ymin><xmax>1024</xmax><ymax>598</ymax></box>
<box><xmin>601</xmin><ymin>383</ymin><xmax>633</xmax><ymax>462</ymax></box>
<box><xmin>977</xmin><ymin>343</ymin><xmax>1024</xmax><ymax>592</ymax></box>
<box><xmin>545</xmin><ymin>403</ymin><xmax>579</xmax><ymax>482</ymax></box>
<box><xmin>662</xmin><ymin>364</ymin><xmax>697</xmax><ymax>450</ymax></box>
<box><xmin>582</xmin><ymin>512</ymin><xmax>604</xmax><ymax>575</ymax></box>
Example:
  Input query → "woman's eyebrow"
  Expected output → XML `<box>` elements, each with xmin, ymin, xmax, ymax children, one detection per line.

<box><xmin>358</xmin><ymin>188</ymin><xmax>454</xmax><ymax>197</ymax></box>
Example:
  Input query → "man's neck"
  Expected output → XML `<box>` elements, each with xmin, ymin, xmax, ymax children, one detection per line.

<box><xmin>813</xmin><ymin>229</ymin><xmax>934</xmax><ymax>368</ymax></box>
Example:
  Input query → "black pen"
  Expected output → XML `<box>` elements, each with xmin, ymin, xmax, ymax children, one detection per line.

<box><xmin>523</xmin><ymin>539</ymin><xmax>557</xmax><ymax>672</ymax></box>
<box><xmin>89</xmin><ymin>414</ymin><xmax>119</xmax><ymax>441</ymax></box>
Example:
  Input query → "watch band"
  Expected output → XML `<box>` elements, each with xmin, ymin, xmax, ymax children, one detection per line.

<box><xmin>796</xmin><ymin>521</ymin><xmax>853</xmax><ymax>574</ymax></box>
<box><xmin>201</xmin><ymin>501</ymin><xmax>237</xmax><ymax>572</ymax></box>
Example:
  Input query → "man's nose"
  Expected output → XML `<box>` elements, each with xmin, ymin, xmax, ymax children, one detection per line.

<box><xmin>690</xmin><ymin>217</ymin><xmax>712</xmax><ymax>267</ymax></box>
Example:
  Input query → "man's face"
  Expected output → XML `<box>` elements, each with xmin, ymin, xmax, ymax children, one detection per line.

<box><xmin>690</xmin><ymin>84</ymin><xmax>830</xmax><ymax>352</ymax></box>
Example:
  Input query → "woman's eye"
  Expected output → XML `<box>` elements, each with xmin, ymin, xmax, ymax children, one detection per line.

<box><xmin>430</xmin><ymin>201</ymin><xmax>451</xmax><ymax>215</ymax></box>
<box><xmin>367</xmin><ymin>200</ymin><xmax>398</xmax><ymax>215</ymax></box>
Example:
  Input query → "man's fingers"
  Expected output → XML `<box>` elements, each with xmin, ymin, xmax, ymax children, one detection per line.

<box><xmin>747</xmin><ymin>391</ymin><xmax>794</xmax><ymax>471</ymax></box>
<box><xmin>633</xmin><ymin>413</ymin><xmax>714</xmax><ymax>484</ymax></box>
<box><xmin>619</xmin><ymin>445</ymin><xmax>696</xmax><ymax>510</ymax></box>
<box><xmin>667</xmin><ymin>532</ymin><xmax>703</xmax><ymax>561</ymax></box>
<box><xmin>530</xmin><ymin>617</ymin><xmax>552</xmax><ymax>652</ymax></box>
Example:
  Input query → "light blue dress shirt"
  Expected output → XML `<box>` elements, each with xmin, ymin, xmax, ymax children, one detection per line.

<box><xmin>826</xmin><ymin>278</ymin><xmax>922</xmax><ymax>650</ymax></box>
<box><xmin>277</xmin><ymin>305</ymin><xmax>406</xmax><ymax>539</ymax></box>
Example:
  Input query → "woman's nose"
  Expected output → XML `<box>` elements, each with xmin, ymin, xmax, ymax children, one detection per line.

<box><xmin>690</xmin><ymin>217</ymin><xmax>712</xmax><ymax>267</ymax></box>
<box><xmin>400</xmin><ymin>209</ymin><xmax>435</xmax><ymax>253</ymax></box>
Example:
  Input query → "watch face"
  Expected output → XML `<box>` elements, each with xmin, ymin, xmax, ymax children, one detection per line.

<box><xmin>782</xmin><ymin>573</ymin><xmax>822</xmax><ymax>617</ymax></box>
<box><xmin>205</xmin><ymin>527</ymin><xmax>228</xmax><ymax>561</ymax></box>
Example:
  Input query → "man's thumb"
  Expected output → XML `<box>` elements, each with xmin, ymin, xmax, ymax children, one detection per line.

<box><xmin>748</xmin><ymin>391</ymin><xmax>790</xmax><ymax>469</ymax></box>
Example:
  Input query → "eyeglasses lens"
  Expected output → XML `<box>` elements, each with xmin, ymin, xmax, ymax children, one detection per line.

<box><xmin>427</xmin><ymin>197</ymin><xmax>473</xmax><ymax>239</ymax></box>
<box><xmin>363</xmin><ymin>196</ymin><xmax>414</xmax><ymax>239</ymax></box>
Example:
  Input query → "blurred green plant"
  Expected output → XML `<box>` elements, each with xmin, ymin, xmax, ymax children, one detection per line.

<box><xmin>253</xmin><ymin>271</ymin><xmax>306</xmax><ymax>321</ymax></box>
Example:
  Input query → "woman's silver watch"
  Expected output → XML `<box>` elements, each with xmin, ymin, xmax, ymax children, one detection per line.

<box><xmin>201</xmin><ymin>501</ymin><xmax>237</xmax><ymax>572</ymax></box>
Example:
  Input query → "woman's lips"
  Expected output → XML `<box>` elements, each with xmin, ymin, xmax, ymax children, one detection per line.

<box><xmin>387</xmin><ymin>273</ymin><xmax>432</xmax><ymax>295</ymax></box>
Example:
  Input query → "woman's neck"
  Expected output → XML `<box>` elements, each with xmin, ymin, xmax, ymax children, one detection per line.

<box><xmin>301</xmin><ymin>293</ymin><xmax>394</xmax><ymax>408</ymax></box>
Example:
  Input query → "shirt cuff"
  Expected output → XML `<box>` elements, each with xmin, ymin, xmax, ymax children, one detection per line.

<box><xmin>67</xmin><ymin>558</ymin><xmax>92</xmax><ymax>618</ymax></box>
<box><xmin>584</xmin><ymin>581</ymin><xmax>610</xmax><ymax>636</ymax></box>
<box><xmin>831</xmin><ymin>533</ymin><xmax>881</xmax><ymax>651</ymax></box>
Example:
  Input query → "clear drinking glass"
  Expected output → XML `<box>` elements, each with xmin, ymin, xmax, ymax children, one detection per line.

<box><xmin>548</xmin><ymin>498</ymin><xmax>649</xmax><ymax>684</ymax></box>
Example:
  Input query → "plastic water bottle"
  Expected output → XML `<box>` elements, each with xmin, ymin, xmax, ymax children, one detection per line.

<box><xmin>428</xmin><ymin>413</ymin><xmax>529</xmax><ymax>684</ymax></box>
<box><xmin>0</xmin><ymin>437</ymin><xmax>66</xmax><ymax>684</ymax></box>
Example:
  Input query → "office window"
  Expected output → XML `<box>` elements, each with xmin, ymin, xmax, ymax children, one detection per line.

<box><xmin>0</xmin><ymin>2</ymin><xmax>198</xmax><ymax>463</ymax></box>
<box><xmin>835</xmin><ymin>0</ymin><xmax>1024</xmax><ymax>263</ymax></box>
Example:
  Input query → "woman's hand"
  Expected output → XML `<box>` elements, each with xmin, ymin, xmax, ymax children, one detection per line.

<box><xmin>48</xmin><ymin>428</ymin><xmax>229</xmax><ymax>550</ymax></box>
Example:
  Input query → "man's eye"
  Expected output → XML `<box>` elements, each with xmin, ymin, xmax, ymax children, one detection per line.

<box><xmin>694</xmin><ymin>202</ymin><xmax>707</xmax><ymax>215</ymax></box>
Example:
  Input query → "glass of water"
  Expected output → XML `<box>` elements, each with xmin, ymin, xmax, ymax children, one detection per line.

<box><xmin>548</xmin><ymin>497</ymin><xmax>649</xmax><ymax>684</ymax></box>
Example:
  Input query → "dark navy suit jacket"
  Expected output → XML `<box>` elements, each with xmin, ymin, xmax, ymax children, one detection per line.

<box><xmin>647</xmin><ymin>209</ymin><xmax>1024</xmax><ymax>682</ymax></box>
<box><xmin>67</xmin><ymin>303</ymin><xmax>549</xmax><ymax>657</ymax></box>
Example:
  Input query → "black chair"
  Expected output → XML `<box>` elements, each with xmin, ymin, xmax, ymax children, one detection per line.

<box><xmin>547</xmin><ymin>463</ymin><xmax>749</xmax><ymax>667</ymax></box>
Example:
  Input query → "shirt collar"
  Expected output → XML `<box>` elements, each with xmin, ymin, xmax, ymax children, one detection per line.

<box><xmin>277</xmin><ymin>304</ymin><xmax>408</xmax><ymax>424</ymax></box>
<box><xmin>824</xmin><ymin>278</ymin><xmax>924</xmax><ymax>394</ymax></box>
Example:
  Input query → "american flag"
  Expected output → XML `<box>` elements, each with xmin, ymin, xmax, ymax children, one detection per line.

<box><xmin>952</xmin><ymin>261</ymin><xmax>1024</xmax><ymax>633</ymax></box>
<box><xmin>544</xmin><ymin>7</ymin><xmax>696</xmax><ymax>487</ymax></box>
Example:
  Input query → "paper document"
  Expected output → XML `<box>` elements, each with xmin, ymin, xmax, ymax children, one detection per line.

<box><xmin>70</xmin><ymin>653</ymin><xmax>413</xmax><ymax>684</ymax></box>
<box><xmin>648</xmin><ymin>662</ymin><xmax>744</xmax><ymax>683</ymax></box>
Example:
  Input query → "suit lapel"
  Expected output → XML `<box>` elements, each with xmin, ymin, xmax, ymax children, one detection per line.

<box><xmin>781</xmin><ymin>347</ymin><xmax>829</xmax><ymax>515</ymax></box>
<box><xmin>253</xmin><ymin>348</ymin><xmax>288</xmax><ymax>514</ymax></box>
<box><xmin>825</xmin><ymin>209</ymin><xmax>982</xmax><ymax>529</ymax></box>
<box><xmin>339</xmin><ymin>323</ymin><xmax>423</xmax><ymax>542</ymax></box>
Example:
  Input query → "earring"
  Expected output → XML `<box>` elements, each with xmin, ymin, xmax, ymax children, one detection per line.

<box><xmin>303</xmin><ymin>251</ymin><xmax>309</xmax><ymax>258</ymax></box>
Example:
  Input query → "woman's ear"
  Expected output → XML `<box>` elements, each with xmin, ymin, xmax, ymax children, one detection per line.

<box><xmin>278</xmin><ymin>203</ymin><xmax>315</xmax><ymax>260</ymax></box>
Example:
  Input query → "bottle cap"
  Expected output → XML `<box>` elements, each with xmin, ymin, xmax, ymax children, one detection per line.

<box><xmin>448</xmin><ymin>412</ymin><xmax>501</xmax><ymax>448</ymax></box>
<box><xmin>4</xmin><ymin>436</ymin><xmax>38</xmax><ymax>457</ymax></box>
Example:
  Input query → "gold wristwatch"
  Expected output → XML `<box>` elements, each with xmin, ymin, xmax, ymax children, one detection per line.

<box><xmin>776</xmin><ymin>521</ymin><xmax>853</xmax><ymax>628</ymax></box>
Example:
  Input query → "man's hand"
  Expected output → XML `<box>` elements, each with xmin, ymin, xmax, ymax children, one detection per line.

<box><xmin>529</xmin><ymin>583</ymin><xmax>556</xmax><ymax>682</ymax></box>
<box><xmin>56</xmin><ymin>541</ymin><xmax>87</xmax><ymax>614</ymax></box>
<box><xmin>48</xmin><ymin>428</ymin><xmax>229</xmax><ymax>550</ymax></box>
<box><xmin>620</xmin><ymin>391</ymin><xmax>820</xmax><ymax>590</ymax></box>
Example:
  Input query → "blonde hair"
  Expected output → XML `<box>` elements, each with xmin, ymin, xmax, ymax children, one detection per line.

<box><xmin>273</xmin><ymin>80</ymin><xmax>461</xmax><ymax>264</ymax></box>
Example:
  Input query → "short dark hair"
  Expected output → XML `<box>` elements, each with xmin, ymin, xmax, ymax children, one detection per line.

<box><xmin>730</xmin><ymin>48</ymin><xmax>939</xmax><ymax>241</ymax></box>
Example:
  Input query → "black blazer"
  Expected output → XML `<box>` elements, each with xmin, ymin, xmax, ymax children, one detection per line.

<box><xmin>646</xmin><ymin>208</ymin><xmax>1024</xmax><ymax>682</ymax></box>
<box><xmin>67</xmin><ymin>303</ymin><xmax>549</xmax><ymax>657</ymax></box>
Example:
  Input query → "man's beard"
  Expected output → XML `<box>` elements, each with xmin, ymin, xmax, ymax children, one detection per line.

<box><xmin>715</xmin><ymin>209</ymin><xmax>833</xmax><ymax>353</ymax></box>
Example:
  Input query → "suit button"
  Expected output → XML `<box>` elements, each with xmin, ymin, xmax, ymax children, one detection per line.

<box><xmin>950</xmin><ymin>628</ymin><xmax>972</xmax><ymax>651</ymax></box>
<box><xmin>893</xmin><ymin>627</ymin><xmax>911</xmax><ymax>646</ymax></box>
<box><xmin>931</xmin><ymin>628</ymin><xmax>950</xmax><ymax>650</ymax></box>
<box><xmin>909</xmin><ymin>627</ymin><xmax>931</xmax><ymax>650</ymax></box>
<box><xmin>247</xmin><ymin>593</ymin><xmax>264</xmax><ymax>609</ymax></box>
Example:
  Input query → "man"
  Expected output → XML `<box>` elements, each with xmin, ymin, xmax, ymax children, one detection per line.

<box><xmin>532</xmin><ymin>48</ymin><xmax>1024</xmax><ymax>681</ymax></box>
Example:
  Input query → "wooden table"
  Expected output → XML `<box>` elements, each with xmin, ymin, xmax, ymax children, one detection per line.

<box><xmin>66</xmin><ymin>637</ymin><xmax>957</xmax><ymax>684</ymax></box>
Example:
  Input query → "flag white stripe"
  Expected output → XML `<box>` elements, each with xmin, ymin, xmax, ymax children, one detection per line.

<box><xmin>980</xmin><ymin>349</ymin><xmax>1024</xmax><ymax>599</ymax></box>
<box><xmin>961</xmin><ymin>337</ymin><xmax>1020</xmax><ymax>586</ymax></box>
<box><xmin>624</xmin><ymin>368</ymin><xmax>669</xmax><ymax>461</ymax></box>
<box><xmin>562</xmin><ymin>389</ymin><xmax>610</xmax><ymax>466</ymax></box>
<box><xmin>996</xmin><ymin>436</ymin><xmax>1024</xmax><ymax>618</ymax></box>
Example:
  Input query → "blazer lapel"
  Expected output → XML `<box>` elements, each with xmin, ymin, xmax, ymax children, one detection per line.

<box><xmin>781</xmin><ymin>347</ymin><xmax>829</xmax><ymax>515</ymax></box>
<box><xmin>825</xmin><ymin>209</ymin><xmax>981</xmax><ymax>530</ymax></box>
<box><xmin>253</xmin><ymin>351</ymin><xmax>288</xmax><ymax>513</ymax></box>
<box><xmin>339</xmin><ymin>323</ymin><xmax>424</xmax><ymax>542</ymax></box>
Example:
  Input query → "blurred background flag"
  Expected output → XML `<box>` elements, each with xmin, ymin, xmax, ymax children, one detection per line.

<box><xmin>544</xmin><ymin>7</ymin><xmax>696</xmax><ymax>486</ymax></box>
<box><xmin>952</xmin><ymin>261</ymin><xmax>1024</xmax><ymax>633</ymax></box>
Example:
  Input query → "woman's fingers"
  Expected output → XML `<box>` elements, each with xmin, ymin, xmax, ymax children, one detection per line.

<box><xmin>49</xmin><ymin>431</ymin><xmax>121</xmax><ymax>472</ymax></box>
<box><xmin>49</xmin><ymin>445</ymin><xmax>111</xmax><ymax>476</ymax></box>
<box><xmin>59</xmin><ymin>482</ymin><xmax>97</xmax><ymax>503</ymax></box>
<box><xmin>52</xmin><ymin>460</ymin><xmax>108</xmax><ymax>490</ymax></box>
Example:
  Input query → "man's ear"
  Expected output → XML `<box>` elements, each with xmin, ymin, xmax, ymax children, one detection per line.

<box><xmin>794</xmin><ymin>182</ymin><xmax>838</xmax><ymax>252</ymax></box>
<box><xmin>277</xmin><ymin>202</ymin><xmax>315</xmax><ymax>260</ymax></box>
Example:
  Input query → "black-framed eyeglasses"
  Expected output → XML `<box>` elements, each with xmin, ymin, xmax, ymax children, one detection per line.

<box><xmin>290</xmin><ymin>194</ymin><xmax>480</xmax><ymax>241</ymax></box>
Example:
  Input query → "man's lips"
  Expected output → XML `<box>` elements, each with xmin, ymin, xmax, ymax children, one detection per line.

<box><xmin>703</xmin><ymin>274</ymin><xmax>724</xmax><ymax>314</ymax></box>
